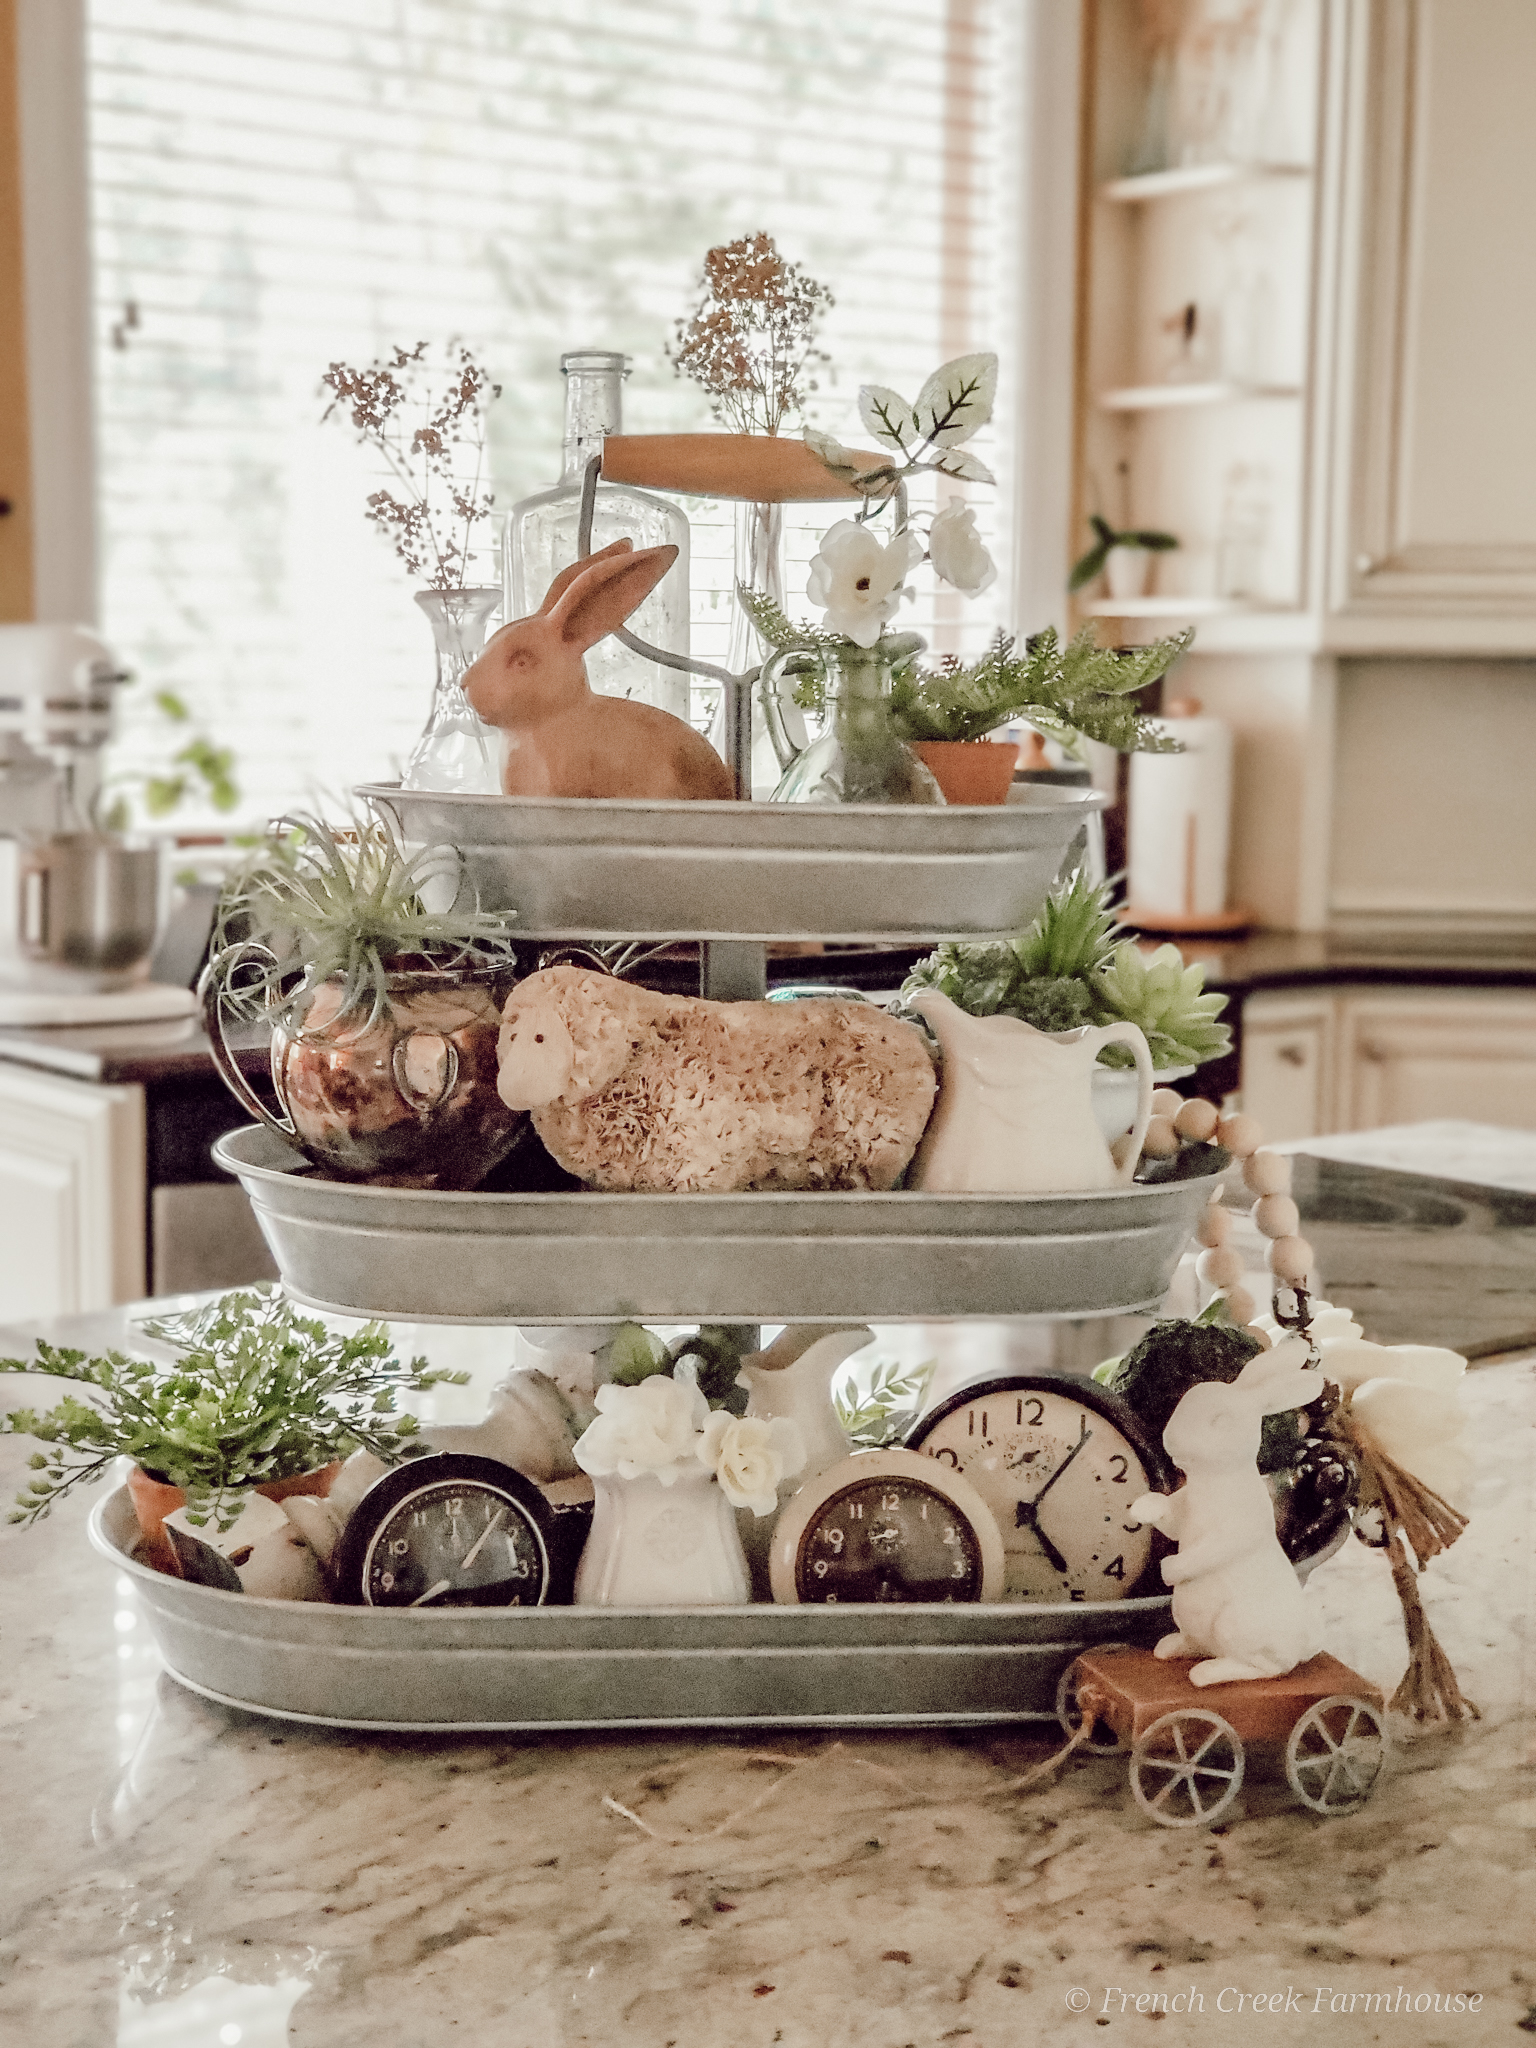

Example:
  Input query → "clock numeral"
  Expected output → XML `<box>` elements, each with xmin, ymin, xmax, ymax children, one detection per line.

<box><xmin>379</xmin><ymin>1570</ymin><xmax>395</xmax><ymax>1592</ymax></box>
<box><xmin>941</xmin><ymin>1522</ymin><xmax>958</xmax><ymax>1546</ymax></box>
<box><xmin>812</xmin><ymin>1558</ymin><xmax>830</xmax><ymax>1578</ymax></box>
<box><xmin>1024</xmin><ymin>1397</ymin><xmax>1044</xmax><ymax>1427</ymax></box>
<box><xmin>390</xmin><ymin>1537</ymin><xmax>410</xmax><ymax>1556</ymax></box>
<box><xmin>848</xmin><ymin>1501</ymin><xmax>863</xmax><ymax>1520</ymax></box>
<box><xmin>919</xmin><ymin>1500</ymin><xmax>929</xmax><ymax>1520</ymax></box>
<box><xmin>951</xmin><ymin>1558</ymin><xmax>967</xmax><ymax>1578</ymax></box>
<box><xmin>1103</xmin><ymin>1555</ymin><xmax>1126</xmax><ymax>1580</ymax></box>
<box><xmin>823</xmin><ymin>1592</ymin><xmax>838</xmax><ymax>1603</ymax></box>
<box><xmin>819</xmin><ymin>1526</ymin><xmax>845</xmax><ymax>1554</ymax></box>
<box><xmin>880</xmin><ymin>1491</ymin><xmax>901</xmax><ymax>1512</ymax></box>
<box><xmin>1123</xmin><ymin>1522</ymin><xmax>1143</xmax><ymax>1534</ymax></box>
<box><xmin>1069</xmin><ymin>1588</ymin><xmax>1086</xmax><ymax>1603</ymax></box>
<box><xmin>1108</xmin><ymin>1454</ymin><xmax>1130</xmax><ymax>1483</ymax></box>
<box><xmin>932</xmin><ymin>1447</ymin><xmax>960</xmax><ymax>1469</ymax></box>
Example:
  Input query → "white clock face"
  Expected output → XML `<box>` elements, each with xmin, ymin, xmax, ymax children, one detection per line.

<box><xmin>910</xmin><ymin>1384</ymin><xmax>1160</xmax><ymax>1603</ymax></box>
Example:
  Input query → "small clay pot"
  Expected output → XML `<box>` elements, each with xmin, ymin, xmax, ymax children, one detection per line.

<box><xmin>909</xmin><ymin>740</ymin><xmax>1020</xmax><ymax>805</ymax></box>
<box><xmin>127</xmin><ymin>1460</ymin><xmax>343</xmax><ymax>1576</ymax></box>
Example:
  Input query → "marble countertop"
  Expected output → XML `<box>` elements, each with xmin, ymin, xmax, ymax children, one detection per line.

<box><xmin>3</xmin><ymin>1136</ymin><xmax>1535</xmax><ymax>2044</ymax></box>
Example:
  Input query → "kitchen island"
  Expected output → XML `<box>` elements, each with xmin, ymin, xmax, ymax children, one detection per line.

<box><xmin>1</xmin><ymin>1134</ymin><xmax>1532</xmax><ymax>2047</ymax></box>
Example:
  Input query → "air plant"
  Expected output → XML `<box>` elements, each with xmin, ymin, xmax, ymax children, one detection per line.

<box><xmin>322</xmin><ymin>341</ymin><xmax>500</xmax><ymax>589</ymax></box>
<box><xmin>203</xmin><ymin>811</ymin><xmax>518</xmax><ymax>1035</ymax></box>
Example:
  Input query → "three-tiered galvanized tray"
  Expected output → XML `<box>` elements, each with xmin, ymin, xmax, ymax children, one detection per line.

<box><xmin>177</xmin><ymin>783</ymin><xmax>1209</xmax><ymax>1729</ymax></box>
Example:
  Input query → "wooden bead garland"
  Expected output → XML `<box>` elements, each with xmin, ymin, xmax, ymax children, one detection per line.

<box><xmin>1132</xmin><ymin>1094</ymin><xmax>1313</xmax><ymax>1330</ymax></box>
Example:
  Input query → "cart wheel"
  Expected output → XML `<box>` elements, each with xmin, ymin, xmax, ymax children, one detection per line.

<box><xmin>1130</xmin><ymin>1710</ymin><xmax>1245</xmax><ymax>1827</ymax></box>
<box><xmin>1056</xmin><ymin>1644</ymin><xmax>1131</xmax><ymax>1754</ymax></box>
<box><xmin>1285</xmin><ymin>1695</ymin><xmax>1387</xmax><ymax>1814</ymax></box>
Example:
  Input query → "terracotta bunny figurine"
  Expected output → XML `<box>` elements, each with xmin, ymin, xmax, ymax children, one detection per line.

<box><xmin>1128</xmin><ymin>1341</ymin><xmax>1328</xmax><ymax>1687</ymax></box>
<box><xmin>463</xmin><ymin>538</ymin><xmax>736</xmax><ymax>800</ymax></box>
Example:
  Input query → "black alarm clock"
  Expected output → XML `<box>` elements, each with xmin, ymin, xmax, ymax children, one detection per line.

<box><xmin>333</xmin><ymin>1452</ymin><xmax>581</xmax><ymax>1609</ymax></box>
<box><xmin>904</xmin><ymin>1372</ymin><xmax>1176</xmax><ymax>1603</ymax></box>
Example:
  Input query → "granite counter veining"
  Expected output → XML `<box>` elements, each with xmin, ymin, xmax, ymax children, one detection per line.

<box><xmin>2</xmin><ymin>1347</ymin><xmax>1533</xmax><ymax>2043</ymax></box>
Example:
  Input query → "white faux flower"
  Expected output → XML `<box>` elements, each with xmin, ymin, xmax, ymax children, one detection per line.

<box><xmin>572</xmin><ymin>1360</ymin><xmax>709</xmax><ymax>1484</ymax></box>
<box><xmin>697</xmin><ymin>1411</ymin><xmax>806</xmax><ymax>1516</ymax></box>
<box><xmin>1253</xmin><ymin>1300</ymin><xmax>1364</xmax><ymax>1349</ymax></box>
<box><xmin>927</xmin><ymin>498</ymin><xmax>997</xmax><ymax>597</ymax></box>
<box><xmin>805</xmin><ymin>520</ymin><xmax>922</xmax><ymax>646</ymax></box>
<box><xmin>1256</xmin><ymin>1299</ymin><xmax>1471</xmax><ymax>1510</ymax></box>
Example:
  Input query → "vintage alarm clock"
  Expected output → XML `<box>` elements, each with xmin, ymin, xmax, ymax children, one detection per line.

<box><xmin>333</xmin><ymin>1452</ymin><xmax>583</xmax><ymax>1608</ymax></box>
<box><xmin>770</xmin><ymin>1447</ymin><xmax>1004</xmax><ymax>1605</ymax></box>
<box><xmin>904</xmin><ymin>1372</ymin><xmax>1175</xmax><ymax>1602</ymax></box>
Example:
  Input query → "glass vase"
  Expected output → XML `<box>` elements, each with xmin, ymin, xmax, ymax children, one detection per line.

<box><xmin>573</xmin><ymin>1465</ymin><xmax>751</xmax><ymax>1607</ymax></box>
<box><xmin>504</xmin><ymin>351</ymin><xmax>691</xmax><ymax>719</ymax></box>
<box><xmin>402</xmin><ymin>587</ymin><xmax>504</xmax><ymax>794</ymax></box>
<box><xmin>765</xmin><ymin>642</ymin><xmax>945</xmax><ymax>806</ymax></box>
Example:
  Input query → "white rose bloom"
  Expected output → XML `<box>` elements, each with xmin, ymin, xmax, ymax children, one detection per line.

<box><xmin>572</xmin><ymin>1360</ymin><xmax>709</xmax><ymax>1484</ymax></box>
<box><xmin>927</xmin><ymin>498</ymin><xmax>997</xmax><ymax>597</ymax></box>
<box><xmin>697</xmin><ymin>1411</ymin><xmax>806</xmax><ymax>1516</ymax></box>
<box><xmin>1253</xmin><ymin>1298</ymin><xmax>1365</xmax><ymax>1349</ymax></box>
<box><xmin>805</xmin><ymin>520</ymin><xmax>922</xmax><ymax>647</ymax></box>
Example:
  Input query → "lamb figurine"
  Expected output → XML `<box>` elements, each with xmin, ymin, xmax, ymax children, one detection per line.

<box><xmin>495</xmin><ymin>966</ymin><xmax>937</xmax><ymax>1193</ymax></box>
<box><xmin>1128</xmin><ymin>1341</ymin><xmax>1329</xmax><ymax>1687</ymax></box>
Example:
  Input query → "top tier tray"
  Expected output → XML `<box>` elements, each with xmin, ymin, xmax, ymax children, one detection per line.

<box><xmin>358</xmin><ymin>783</ymin><xmax>1105</xmax><ymax>943</ymax></box>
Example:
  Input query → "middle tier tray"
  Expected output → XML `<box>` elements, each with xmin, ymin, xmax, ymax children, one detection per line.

<box><xmin>214</xmin><ymin>1125</ymin><xmax>1222</xmax><ymax>1325</ymax></box>
<box><xmin>357</xmin><ymin>782</ymin><xmax>1105</xmax><ymax>941</ymax></box>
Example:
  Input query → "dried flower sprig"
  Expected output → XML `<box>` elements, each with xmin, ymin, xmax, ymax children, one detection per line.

<box><xmin>322</xmin><ymin>342</ymin><xmax>500</xmax><ymax>589</ymax></box>
<box><xmin>669</xmin><ymin>233</ymin><xmax>833</xmax><ymax>436</ymax></box>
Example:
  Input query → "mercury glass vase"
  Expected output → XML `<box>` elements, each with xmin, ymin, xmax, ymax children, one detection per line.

<box><xmin>402</xmin><ymin>586</ymin><xmax>503</xmax><ymax>794</ymax></box>
<box><xmin>766</xmin><ymin>642</ymin><xmax>945</xmax><ymax>806</ymax></box>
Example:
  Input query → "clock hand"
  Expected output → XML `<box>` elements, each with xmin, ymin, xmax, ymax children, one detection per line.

<box><xmin>1012</xmin><ymin>1497</ymin><xmax>1071</xmax><ymax>1576</ymax></box>
<box><xmin>458</xmin><ymin>1507</ymin><xmax>506</xmax><ymax>1570</ymax></box>
<box><xmin>409</xmin><ymin>1579</ymin><xmax>452</xmax><ymax>1607</ymax></box>
<box><xmin>1027</xmin><ymin>1419</ymin><xmax>1094</xmax><ymax>1509</ymax></box>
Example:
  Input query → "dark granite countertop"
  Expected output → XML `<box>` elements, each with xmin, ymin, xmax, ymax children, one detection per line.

<box><xmin>1</xmin><ymin>926</ymin><xmax>1531</xmax><ymax>1088</ymax></box>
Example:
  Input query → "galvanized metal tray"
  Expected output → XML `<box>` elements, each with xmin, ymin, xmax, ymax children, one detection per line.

<box><xmin>213</xmin><ymin>1124</ymin><xmax>1220</xmax><ymax>1326</ymax></box>
<box><xmin>356</xmin><ymin>782</ymin><xmax>1105</xmax><ymax>942</ymax></box>
<box><xmin>91</xmin><ymin>1487</ymin><xmax>1170</xmax><ymax>1731</ymax></box>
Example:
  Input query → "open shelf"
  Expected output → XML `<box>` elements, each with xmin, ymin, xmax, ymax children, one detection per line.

<box><xmin>1100</xmin><ymin>161</ymin><xmax>1311</xmax><ymax>204</ymax></box>
<box><xmin>1098</xmin><ymin>381</ymin><xmax>1303</xmax><ymax>412</ymax></box>
<box><xmin>1080</xmin><ymin>596</ymin><xmax>1290</xmax><ymax>620</ymax></box>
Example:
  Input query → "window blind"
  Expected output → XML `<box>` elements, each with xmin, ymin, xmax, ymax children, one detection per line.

<box><xmin>88</xmin><ymin>0</ymin><xmax>1016</xmax><ymax>823</ymax></box>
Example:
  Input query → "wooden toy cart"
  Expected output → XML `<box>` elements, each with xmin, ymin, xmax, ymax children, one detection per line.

<box><xmin>1059</xmin><ymin>1645</ymin><xmax>1388</xmax><ymax>1826</ymax></box>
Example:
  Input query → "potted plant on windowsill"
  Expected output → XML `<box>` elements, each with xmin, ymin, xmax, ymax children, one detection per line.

<box><xmin>0</xmin><ymin>1286</ymin><xmax>466</xmax><ymax>1573</ymax></box>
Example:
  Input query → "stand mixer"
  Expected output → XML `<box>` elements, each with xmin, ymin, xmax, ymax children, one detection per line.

<box><xmin>0</xmin><ymin>624</ymin><xmax>195</xmax><ymax>1023</ymax></box>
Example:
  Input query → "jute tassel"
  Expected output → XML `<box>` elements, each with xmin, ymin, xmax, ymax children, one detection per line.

<box><xmin>1337</xmin><ymin>1417</ymin><xmax>1479</xmax><ymax>1726</ymax></box>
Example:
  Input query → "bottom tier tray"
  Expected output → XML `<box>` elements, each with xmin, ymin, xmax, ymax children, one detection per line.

<box><xmin>213</xmin><ymin>1126</ymin><xmax>1223</xmax><ymax>1325</ymax></box>
<box><xmin>92</xmin><ymin>1487</ymin><xmax>1171</xmax><ymax>1731</ymax></box>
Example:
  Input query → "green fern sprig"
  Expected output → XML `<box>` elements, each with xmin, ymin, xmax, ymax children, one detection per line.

<box><xmin>888</xmin><ymin>625</ymin><xmax>1192</xmax><ymax>750</ymax></box>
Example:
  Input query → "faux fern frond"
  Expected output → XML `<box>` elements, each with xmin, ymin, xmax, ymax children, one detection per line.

<box><xmin>887</xmin><ymin>625</ymin><xmax>1193</xmax><ymax>749</ymax></box>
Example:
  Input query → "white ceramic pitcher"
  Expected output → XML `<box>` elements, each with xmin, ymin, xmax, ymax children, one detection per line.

<box><xmin>906</xmin><ymin>990</ymin><xmax>1153</xmax><ymax>1194</ymax></box>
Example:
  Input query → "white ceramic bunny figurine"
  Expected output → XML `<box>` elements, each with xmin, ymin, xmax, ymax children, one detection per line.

<box><xmin>1128</xmin><ymin>1341</ymin><xmax>1327</xmax><ymax>1687</ymax></box>
<box><xmin>463</xmin><ymin>537</ymin><xmax>735</xmax><ymax>801</ymax></box>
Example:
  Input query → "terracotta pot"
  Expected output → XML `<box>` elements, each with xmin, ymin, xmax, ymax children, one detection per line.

<box><xmin>127</xmin><ymin>1460</ymin><xmax>343</xmax><ymax>1576</ymax></box>
<box><xmin>909</xmin><ymin>740</ymin><xmax>1020</xmax><ymax>805</ymax></box>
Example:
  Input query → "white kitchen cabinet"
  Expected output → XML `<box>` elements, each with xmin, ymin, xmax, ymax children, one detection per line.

<box><xmin>1334</xmin><ymin>990</ymin><xmax>1536</xmax><ymax>1133</ymax></box>
<box><xmin>0</xmin><ymin>1065</ymin><xmax>145</xmax><ymax>1323</ymax></box>
<box><xmin>1241</xmin><ymin>984</ymin><xmax>1536</xmax><ymax>1139</ymax></box>
<box><xmin>1334</xmin><ymin>0</ymin><xmax>1536</xmax><ymax>636</ymax></box>
<box><xmin>1234</xmin><ymin>989</ymin><xmax>1337</xmax><ymax>1141</ymax></box>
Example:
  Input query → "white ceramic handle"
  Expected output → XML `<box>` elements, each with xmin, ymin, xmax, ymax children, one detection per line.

<box><xmin>1089</xmin><ymin>1021</ymin><xmax>1154</xmax><ymax>1185</ymax></box>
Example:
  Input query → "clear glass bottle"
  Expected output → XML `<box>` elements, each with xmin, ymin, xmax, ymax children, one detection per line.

<box><xmin>402</xmin><ymin>587</ymin><xmax>504</xmax><ymax>794</ymax></box>
<box><xmin>504</xmin><ymin>351</ymin><xmax>691</xmax><ymax>720</ymax></box>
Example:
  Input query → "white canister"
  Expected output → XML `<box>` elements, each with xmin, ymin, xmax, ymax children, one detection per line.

<box><xmin>1127</xmin><ymin>696</ymin><xmax>1233</xmax><ymax>924</ymax></box>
